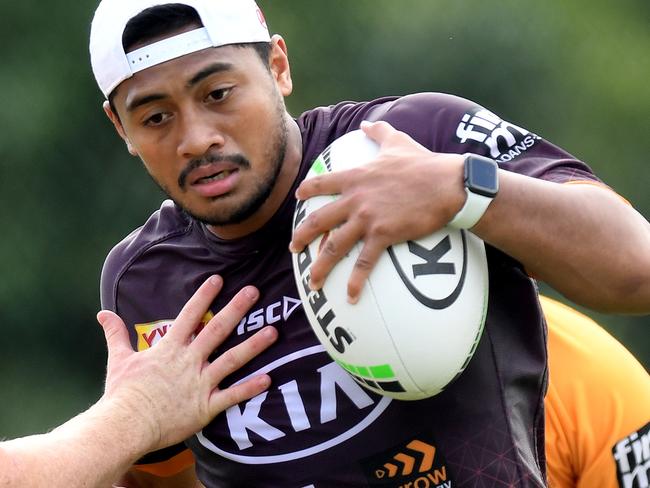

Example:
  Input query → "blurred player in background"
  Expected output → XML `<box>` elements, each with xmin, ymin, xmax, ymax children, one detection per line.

<box><xmin>542</xmin><ymin>296</ymin><xmax>650</xmax><ymax>488</ymax></box>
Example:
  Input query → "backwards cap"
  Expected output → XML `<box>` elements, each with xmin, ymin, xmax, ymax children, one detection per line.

<box><xmin>89</xmin><ymin>0</ymin><xmax>271</xmax><ymax>98</ymax></box>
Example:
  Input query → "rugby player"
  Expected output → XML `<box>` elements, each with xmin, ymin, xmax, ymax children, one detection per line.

<box><xmin>88</xmin><ymin>0</ymin><xmax>650</xmax><ymax>486</ymax></box>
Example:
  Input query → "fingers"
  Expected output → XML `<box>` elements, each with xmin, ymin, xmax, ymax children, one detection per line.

<box><xmin>309</xmin><ymin>224</ymin><xmax>386</xmax><ymax>304</ymax></box>
<box><xmin>290</xmin><ymin>195</ymin><xmax>385</xmax><ymax>303</ymax></box>
<box><xmin>294</xmin><ymin>171</ymin><xmax>344</xmax><ymax>203</ymax></box>
<box><xmin>209</xmin><ymin>374</ymin><xmax>272</xmax><ymax>414</ymax></box>
<box><xmin>307</xmin><ymin>217</ymin><xmax>365</xmax><ymax>291</ymax></box>
<box><xmin>346</xmin><ymin>241</ymin><xmax>386</xmax><ymax>303</ymax></box>
<box><xmin>166</xmin><ymin>275</ymin><xmax>224</xmax><ymax>343</ymax></box>
<box><xmin>290</xmin><ymin>197</ymin><xmax>348</xmax><ymax>254</ymax></box>
<box><xmin>360</xmin><ymin>120</ymin><xmax>396</xmax><ymax>143</ymax></box>
<box><xmin>206</xmin><ymin>326</ymin><xmax>277</xmax><ymax>380</ymax></box>
<box><xmin>206</xmin><ymin>326</ymin><xmax>278</xmax><ymax>410</ymax></box>
<box><xmin>97</xmin><ymin>310</ymin><xmax>133</xmax><ymax>362</ymax></box>
<box><xmin>191</xmin><ymin>286</ymin><xmax>261</xmax><ymax>358</ymax></box>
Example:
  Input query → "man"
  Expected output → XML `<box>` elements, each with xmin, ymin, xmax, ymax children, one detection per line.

<box><xmin>89</xmin><ymin>0</ymin><xmax>650</xmax><ymax>486</ymax></box>
<box><xmin>0</xmin><ymin>276</ymin><xmax>277</xmax><ymax>487</ymax></box>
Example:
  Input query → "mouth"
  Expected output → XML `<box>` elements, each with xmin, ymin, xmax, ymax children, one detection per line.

<box><xmin>186</xmin><ymin>165</ymin><xmax>241</xmax><ymax>198</ymax></box>
<box><xmin>193</xmin><ymin>168</ymin><xmax>237</xmax><ymax>185</ymax></box>
<box><xmin>186</xmin><ymin>162</ymin><xmax>240</xmax><ymax>187</ymax></box>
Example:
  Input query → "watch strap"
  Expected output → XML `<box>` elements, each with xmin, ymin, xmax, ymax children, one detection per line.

<box><xmin>448</xmin><ymin>189</ymin><xmax>494</xmax><ymax>229</ymax></box>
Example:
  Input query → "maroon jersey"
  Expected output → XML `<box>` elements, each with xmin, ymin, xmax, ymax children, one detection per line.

<box><xmin>101</xmin><ymin>93</ymin><xmax>600</xmax><ymax>487</ymax></box>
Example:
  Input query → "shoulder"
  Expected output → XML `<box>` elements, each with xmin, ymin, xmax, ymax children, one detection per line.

<box><xmin>297</xmin><ymin>93</ymin><xmax>481</xmax><ymax>158</ymax></box>
<box><xmin>100</xmin><ymin>200</ymin><xmax>193</xmax><ymax>310</ymax></box>
<box><xmin>543</xmin><ymin>296</ymin><xmax>647</xmax><ymax>379</ymax></box>
<box><xmin>298</xmin><ymin>93</ymin><xmax>477</xmax><ymax>129</ymax></box>
<box><xmin>543</xmin><ymin>295</ymin><xmax>649</xmax><ymax>402</ymax></box>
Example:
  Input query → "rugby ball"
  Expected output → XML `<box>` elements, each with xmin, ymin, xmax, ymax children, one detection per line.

<box><xmin>291</xmin><ymin>130</ymin><xmax>489</xmax><ymax>400</ymax></box>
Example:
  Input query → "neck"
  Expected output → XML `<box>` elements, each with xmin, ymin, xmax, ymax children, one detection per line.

<box><xmin>206</xmin><ymin>115</ymin><xmax>302</xmax><ymax>240</ymax></box>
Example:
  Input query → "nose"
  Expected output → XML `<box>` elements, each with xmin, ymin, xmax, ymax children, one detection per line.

<box><xmin>176</xmin><ymin>108</ymin><xmax>226</xmax><ymax>159</ymax></box>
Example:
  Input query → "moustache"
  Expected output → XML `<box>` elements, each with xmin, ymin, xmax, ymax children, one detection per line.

<box><xmin>178</xmin><ymin>152</ymin><xmax>251</xmax><ymax>189</ymax></box>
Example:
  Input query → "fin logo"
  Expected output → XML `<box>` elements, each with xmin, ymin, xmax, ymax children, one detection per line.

<box><xmin>363</xmin><ymin>438</ymin><xmax>452</xmax><ymax>487</ymax></box>
<box><xmin>613</xmin><ymin>421</ymin><xmax>650</xmax><ymax>488</ymax></box>
<box><xmin>455</xmin><ymin>107</ymin><xmax>540</xmax><ymax>163</ymax></box>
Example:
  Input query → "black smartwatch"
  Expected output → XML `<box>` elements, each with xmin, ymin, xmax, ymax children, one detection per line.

<box><xmin>448</xmin><ymin>154</ymin><xmax>499</xmax><ymax>229</ymax></box>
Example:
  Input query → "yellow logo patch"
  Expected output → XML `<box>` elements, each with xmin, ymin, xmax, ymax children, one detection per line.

<box><xmin>134</xmin><ymin>311</ymin><xmax>214</xmax><ymax>351</ymax></box>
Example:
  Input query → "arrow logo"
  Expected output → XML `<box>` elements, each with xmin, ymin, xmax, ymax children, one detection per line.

<box><xmin>380</xmin><ymin>440</ymin><xmax>437</xmax><ymax>478</ymax></box>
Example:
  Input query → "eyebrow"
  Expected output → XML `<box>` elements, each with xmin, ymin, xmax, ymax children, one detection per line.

<box><xmin>187</xmin><ymin>62</ymin><xmax>234</xmax><ymax>87</ymax></box>
<box><xmin>125</xmin><ymin>62</ymin><xmax>235</xmax><ymax>113</ymax></box>
<box><xmin>126</xmin><ymin>93</ymin><xmax>167</xmax><ymax>113</ymax></box>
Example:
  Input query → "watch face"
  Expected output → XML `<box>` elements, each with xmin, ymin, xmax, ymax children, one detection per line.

<box><xmin>466</xmin><ymin>156</ymin><xmax>499</xmax><ymax>197</ymax></box>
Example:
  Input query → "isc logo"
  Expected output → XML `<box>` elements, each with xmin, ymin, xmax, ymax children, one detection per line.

<box><xmin>236</xmin><ymin>296</ymin><xmax>302</xmax><ymax>336</ymax></box>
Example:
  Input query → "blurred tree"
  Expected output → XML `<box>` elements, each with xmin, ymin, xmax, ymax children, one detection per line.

<box><xmin>1</xmin><ymin>0</ymin><xmax>647</xmax><ymax>438</ymax></box>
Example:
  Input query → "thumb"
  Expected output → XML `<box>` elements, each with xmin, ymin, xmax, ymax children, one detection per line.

<box><xmin>359</xmin><ymin>120</ymin><xmax>395</xmax><ymax>144</ymax></box>
<box><xmin>97</xmin><ymin>310</ymin><xmax>133</xmax><ymax>361</ymax></box>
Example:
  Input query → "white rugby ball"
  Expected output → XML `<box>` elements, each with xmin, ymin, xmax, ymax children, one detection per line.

<box><xmin>292</xmin><ymin>130</ymin><xmax>489</xmax><ymax>400</ymax></box>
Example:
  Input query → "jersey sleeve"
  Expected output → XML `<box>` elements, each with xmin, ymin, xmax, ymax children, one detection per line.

<box><xmin>541</xmin><ymin>296</ymin><xmax>650</xmax><ymax>488</ymax></box>
<box><xmin>371</xmin><ymin>92</ymin><xmax>603</xmax><ymax>185</ymax></box>
<box><xmin>98</xmin><ymin>204</ymin><xmax>197</xmax><ymax>473</ymax></box>
<box><xmin>100</xmin><ymin>244</ymin><xmax>194</xmax><ymax>471</ymax></box>
<box><xmin>132</xmin><ymin>446</ymin><xmax>195</xmax><ymax>477</ymax></box>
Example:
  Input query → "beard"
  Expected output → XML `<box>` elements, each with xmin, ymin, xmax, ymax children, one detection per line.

<box><xmin>149</xmin><ymin>91</ymin><xmax>289</xmax><ymax>228</ymax></box>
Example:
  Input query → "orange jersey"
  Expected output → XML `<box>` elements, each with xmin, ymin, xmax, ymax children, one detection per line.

<box><xmin>542</xmin><ymin>296</ymin><xmax>650</xmax><ymax>488</ymax></box>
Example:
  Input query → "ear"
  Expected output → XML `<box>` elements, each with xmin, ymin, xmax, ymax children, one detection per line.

<box><xmin>269</xmin><ymin>35</ymin><xmax>293</xmax><ymax>97</ymax></box>
<box><xmin>103</xmin><ymin>101</ymin><xmax>139</xmax><ymax>156</ymax></box>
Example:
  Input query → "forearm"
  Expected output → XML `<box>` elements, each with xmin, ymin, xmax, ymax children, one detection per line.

<box><xmin>473</xmin><ymin>170</ymin><xmax>650</xmax><ymax>313</ymax></box>
<box><xmin>0</xmin><ymin>398</ymin><xmax>151</xmax><ymax>488</ymax></box>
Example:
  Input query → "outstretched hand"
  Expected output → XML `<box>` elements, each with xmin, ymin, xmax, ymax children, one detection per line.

<box><xmin>290</xmin><ymin>121</ymin><xmax>465</xmax><ymax>303</ymax></box>
<box><xmin>97</xmin><ymin>275</ymin><xmax>277</xmax><ymax>452</ymax></box>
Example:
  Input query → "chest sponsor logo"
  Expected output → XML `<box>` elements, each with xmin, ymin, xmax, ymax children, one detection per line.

<box><xmin>195</xmin><ymin>345</ymin><xmax>392</xmax><ymax>464</ymax></box>
<box><xmin>134</xmin><ymin>295</ymin><xmax>303</xmax><ymax>348</ymax></box>
<box><xmin>236</xmin><ymin>296</ymin><xmax>302</xmax><ymax>336</ymax></box>
<box><xmin>134</xmin><ymin>311</ymin><xmax>213</xmax><ymax>351</ymax></box>
<box><xmin>613</xmin><ymin>421</ymin><xmax>650</xmax><ymax>488</ymax></box>
<box><xmin>362</xmin><ymin>437</ymin><xmax>452</xmax><ymax>488</ymax></box>
<box><xmin>455</xmin><ymin>108</ymin><xmax>541</xmax><ymax>163</ymax></box>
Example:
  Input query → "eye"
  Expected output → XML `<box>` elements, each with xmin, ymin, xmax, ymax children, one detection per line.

<box><xmin>206</xmin><ymin>87</ymin><xmax>232</xmax><ymax>103</ymax></box>
<box><xmin>143</xmin><ymin>112</ymin><xmax>170</xmax><ymax>127</ymax></box>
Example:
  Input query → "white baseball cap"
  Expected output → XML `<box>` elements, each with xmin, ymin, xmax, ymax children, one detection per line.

<box><xmin>89</xmin><ymin>0</ymin><xmax>271</xmax><ymax>98</ymax></box>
